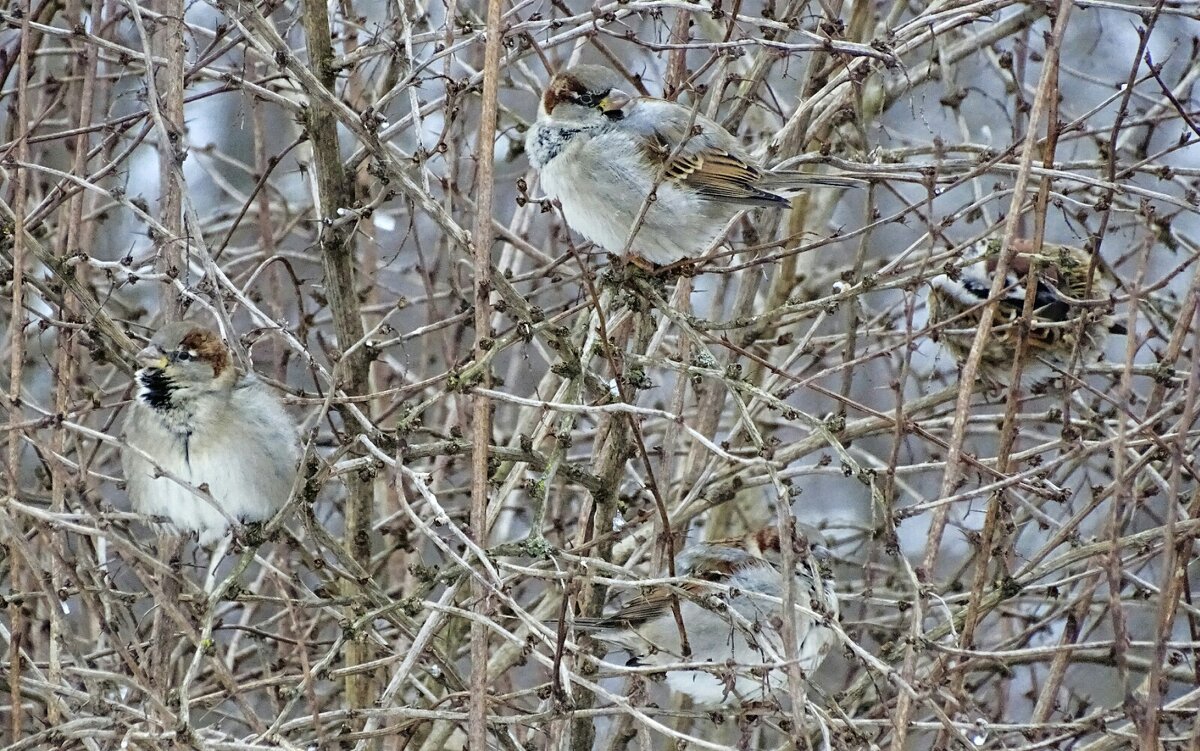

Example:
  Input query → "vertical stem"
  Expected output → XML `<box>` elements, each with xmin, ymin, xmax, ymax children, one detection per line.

<box><xmin>572</xmin><ymin>413</ymin><xmax>629</xmax><ymax>751</ymax></box>
<box><xmin>298</xmin><ymin>0</ymin><xmax>374</xmax><ymax>716</ymax></box>
<box><xmin>920</xmin><ymin>0</ymin><xmax>1075</xmax><ymax>575</ymax></box>
<box><xmin>572</xmin><ymin>302</ymin><xmax>653</xmax><ymax>751</ymax></box>
<box><xmin>153</xmin><ymin>0</ymin><xmax>185</xmax><ymax>321</ymax></box>
<box><xmin>5</xmin><ymin>2</ymin><xmax>34</xmax><ymax>742</ymax></box>
<box><xmin>469</xmin><ymin>0</ymin><xmax>503</xmax><ymax>744</ymax></box>
<box><xmin>47</xmin><ymin>0</ymin><xmax>101</xmax><ymax>727</ymax></box>
<box><xmin>950</xmin><ymin>23</ymin><xmax>1066</xmax><ymax>721</ymax></box>
<box><xmin>902</xmin><ymin>5</ymin><xmax>1074</xmax><ymax>748</ymax></box>
<box><xmin>141</xmin><ymin>1</ymin><xmax>187</xmax><ymax>731</ymax></box>
<box><xmin>251</xmin><ymin>92</ymin><xmax>283</xmax><ymax>372</ymax></box>
<box><xmin>664</xmin><ymin>11</ymin><xmax>690</xmax><ymax>98</ymax></box>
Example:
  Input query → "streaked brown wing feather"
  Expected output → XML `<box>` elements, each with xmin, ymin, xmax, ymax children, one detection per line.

<box><xmin>641</xmin><ymin>132</ymin><xmax>785</xmax><ymax>207</ymax></box>
<box><xmin>577</xmin><ymin>578</ymin><xmax>719</xmax><ymax>630</ymax></box>
<box><xmin>595</xmin><ymin>595</ymin><xmax>674</xmax><ymax>627</ymax></box>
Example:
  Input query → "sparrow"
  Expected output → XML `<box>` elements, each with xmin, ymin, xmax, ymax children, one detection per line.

<box><xmin>120</xmin><ymin>321</ymin><xmax>299</xmax><ymax>546</ymax></box>
<box><xmin>570</xmin><ymin>523</ymin><xmax>840</xmax><ymax>706</ymax></box>
<box><xmin>926</xmin><ymin>239</ymin><xmax>1127</xmax><ymax>388</ymax></box>
<box><xmin>525</xmin><ymin>64</ymin><xmax>858</xmax><ymax>267</ymax></box>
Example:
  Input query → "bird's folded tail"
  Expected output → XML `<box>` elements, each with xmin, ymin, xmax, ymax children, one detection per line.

<box><xmin>759</xmin><ymin>171</ymin><xmax>865</xmax><ymax>191</ymax></box>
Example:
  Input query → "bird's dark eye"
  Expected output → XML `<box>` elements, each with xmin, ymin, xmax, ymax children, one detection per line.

<box><xmin>176</xmin><ymin>351</ymin><xmax>192</xmax><ymax>362</ymax></box>
<box><xmin>575</xmin><ymin>91</ymin><xmax>604</xmax><ymax>108</ymax></box>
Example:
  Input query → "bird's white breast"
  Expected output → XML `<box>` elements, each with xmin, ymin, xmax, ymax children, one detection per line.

<box><xmin>529</xmin><ymin>121</ymin><xmax>728</xmax><ymax>265</ymax></box>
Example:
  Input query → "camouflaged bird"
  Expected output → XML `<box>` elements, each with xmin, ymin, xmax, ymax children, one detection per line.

<box><xmin>570</xmin><ymin>523</ymin><xmax>840</xmax><ymax>706</ymax></box>
<box><xmin>927</xmin><ymin>239</ymin><xmax>1127</xmax><ymax>388</ymax></box>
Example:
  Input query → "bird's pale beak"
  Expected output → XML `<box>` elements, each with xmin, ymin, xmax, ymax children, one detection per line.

<box><xmin>601</xmin><ymin>88</ymin><xmax>631</xmax><ymax>113</ymax></box>
<box><xmin>136</xmin><ymin>345</ymin><xmax>168</xmax><ymax>369</ymax></box>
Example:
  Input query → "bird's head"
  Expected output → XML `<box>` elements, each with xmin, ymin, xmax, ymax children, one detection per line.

<box><xmin>540</xmin><ymin>64</ymin><xmax>631</xmax><ymax>122</ymax></box>
<box><xmin>134</xmin><ymin>322</ymin><xmax>233</xmax><ymax>411</ymax></box>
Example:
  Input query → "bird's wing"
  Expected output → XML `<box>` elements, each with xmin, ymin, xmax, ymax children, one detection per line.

<box><xmin>569</xmin><ymin>542</ymin><xmax>785</xmax><ymax>635</ymax></box>
<box><xmin>623</xmin><ymin>100</ymin><xmax>786</xmax><ymax>207</ymax></box>
<box><xmin>981</xmin><ymin>242</ymin><xmax>1102</xmax><ymax>327</ymax></box>
<box><xmin>575</xmin><ymin>579</ymin><xmax>710</xmax><ymax>631</ymax></box>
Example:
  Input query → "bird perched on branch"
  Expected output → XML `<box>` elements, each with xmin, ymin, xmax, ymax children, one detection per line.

<box><xmin>569</xmin><ymin>522</ymin><xmax>840</xmax><ymax>706</ymax></box>
<box><xmin>121</xmin><ymin>321</ymin><xmax>299</xmax><ymax>546</ymax></box>
<box><xmin>926</xmin><ymin>239</ymin><xmax>1127</xmax><ymax>389</ymax></box>
<box><xmin>525</xmin><ymin>64</ymin><xmax>858</xmax><ymax>268</ymax></box>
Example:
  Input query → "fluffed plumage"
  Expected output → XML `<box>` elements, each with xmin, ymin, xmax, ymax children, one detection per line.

<box><xmin>121</xmin><ymin>322</ymin><xmax>299</xmax><ymax>545</ymax></box>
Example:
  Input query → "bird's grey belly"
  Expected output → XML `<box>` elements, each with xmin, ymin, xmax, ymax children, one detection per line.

<box><xmin>123</xmin><ymin>404</ymin><xmax>293</xmax><ymax>544</ymax></box>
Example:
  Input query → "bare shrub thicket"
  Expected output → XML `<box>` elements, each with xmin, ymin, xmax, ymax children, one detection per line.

<box><xmin>2</xmin><ymin>0</ymin><xmax>1198</xmax><ymax>748</ymax></box>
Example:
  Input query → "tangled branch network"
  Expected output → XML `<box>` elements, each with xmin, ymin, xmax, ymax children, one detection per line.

<box><xmin>1</xmin><ymin>0</ymin><xmax>1198</xmax><ymax>749</ymax></box>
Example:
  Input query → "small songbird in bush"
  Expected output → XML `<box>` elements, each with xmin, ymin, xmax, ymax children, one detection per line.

<box><xmin>121</xmin><ymin>321</ymin><xmax>299</xmax><ymax>546</ymax></box>
<box><xmin>927</xmin><ymin>239</ymin><xmax>1127</xmax><ymax>388</ymax></box>
<box><xmin>525</xmin><ymin>64</ymin><xmax>858</xmax><ymax>267</ymax></box>
<box><xmin>569</xmin><ymin>523</ymin><xmax>840</xmax><ymax>706</ymax></box>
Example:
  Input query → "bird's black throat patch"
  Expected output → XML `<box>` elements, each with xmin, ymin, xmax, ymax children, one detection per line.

<box><xmin>532</xmin><ymin>125</ymin><xmax>582</xmax><ymax>165</ymax></box>
<box><xmin>137</xmin><ymin>368</ymin><xmax>176</xmax><ymax>411</ymax></box>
